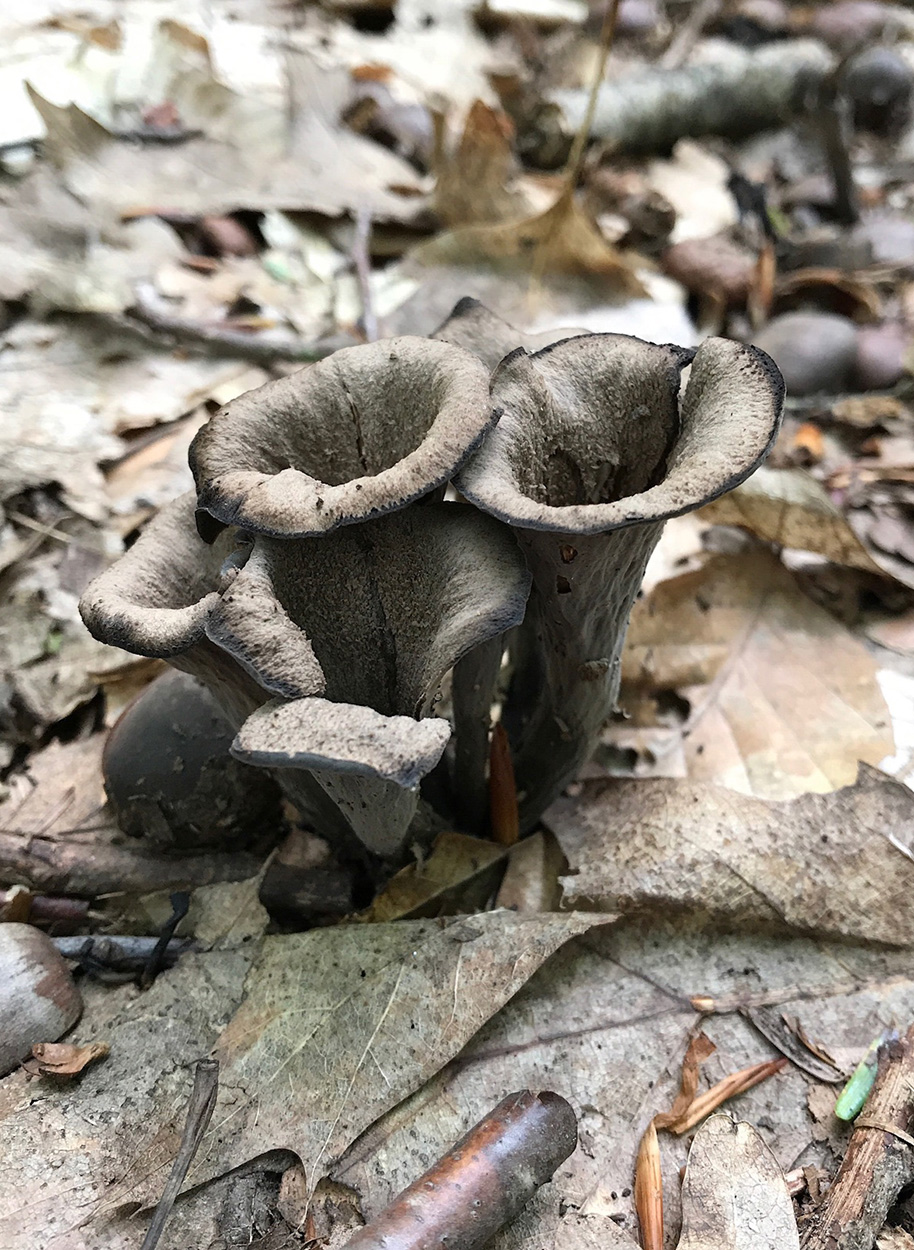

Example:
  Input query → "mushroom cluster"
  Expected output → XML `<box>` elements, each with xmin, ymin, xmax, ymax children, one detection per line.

<box><xmin>81</xmin><ymin>299</ymin><xmax>784</xmax><ymax>870</ymax></box>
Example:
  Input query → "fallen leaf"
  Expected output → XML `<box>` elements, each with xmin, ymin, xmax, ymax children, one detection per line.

<box><xmin>100</xmin><ymin>911</ymin><xmax>606</xmax><ymax>1215</ymax></box>
<box><xmin>26</xmin><ymin>1040</ymin><xmax>110</xmax><ymax>1079</ymax></box>
<box><xmin>414</xmin><ymin>188</ymin><xmax>645</xmax><ymax>291</ymax></box>
<box><xmin>0</xmin><ymin>736</ymin><xmax>266</xmax><ymax>895</ymax></box>
<box><xmin>700</xmin><ymin>467</ymin><xmax>883</xmax><ymax>575</ymax></box>
<box><xmin>494</xmin><ymin>830</ymin><xmax>566</xmax><ymax>913</ymax></box>
<box><xmin>677</xmin><ymin>1115</ymin><xmax>799</xmax><ymax>1250</ymax></box>
<box><xmin>433</xmin><ymin>100</ymin><xmax>529</xmax><ymax>229</ymax></box>
<box><xmin>354</xmin><ymin>831</ymin><xmax>506</xmax><ymax>922</ymax></box>
<box><xmin>0</xmin><ymin>947</ymin><xmax>255</xmax><ymax>1249</ymax></box>
<box><xmin>877</xmin><ymin>1228</ymin><xmax>914</xmax><ymax>1250</ymax></box>
<box><xmin>26</xmin><ymin>47</ymin><xmax>426</xmax><ymax>222</ymax></box>
<box><xmin>547</xmin><ymin>764</ymin><xmax>914</xmax><ymax>945</ymax></box>
<box><xmin>620</xmin><ymin>550</ymin><xmax>893</xmax><ymax>797</ymax></box>
<box><xmin>329</xmin><ymin>917</ymin><xmax>914</xmax><ymax>1246</ymax></box>
<box><xmin>743</xmin><ymin>1006</ymin><xmax>843</xmax><ymax>1083</ymax></box>
<box><xmin>654</xmin><ymin>1033</ymin><xmax>717</xmax><ymax>1130</ymax></box>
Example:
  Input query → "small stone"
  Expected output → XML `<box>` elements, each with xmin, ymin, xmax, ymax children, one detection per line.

<box><xmin>752</xmin><ymin>312</ymin><xmax>859</xmax><ymax>396</ymax></box>
<box><xmin>0</xmin><ymin>925</ymin><xmax>82</xmax><ymax>1076</ymax></box>
<box><xmin>103</xmin><ymin>669</ymin><xmax>282</xmax><ymax>852</ymax></box>
<box><xmin>854</xmin><ymin>322</ymin><xmax>909</xmax><ymax>392</ymax></box>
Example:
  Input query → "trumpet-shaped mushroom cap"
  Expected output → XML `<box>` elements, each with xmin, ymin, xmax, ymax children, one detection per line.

<box><xmin>79</xmin><ymin>493</ymin><xmax>240</xmax><ymax>658</ymax></box>
<box><xmin>190</xmin><ymin>336</ymin><xmax>494</xmax><ymax>538</ymax></box>
<box><xmin>455</xmin><ymin>335</ymin><xmax>783</xmax><ymax>534</ymax></box>
<box><xmin>432</xmin><ymin>296</ymin><xmax>586</xmax><ymax>372</ymax></box>
<box><xmin>204</xmin><ymin>503</ymin><xmax>532</xmax><ymax>718</ymax></box>
<box><xmin>233</xmin><ymin>698</ymin><xmax>451</xmax><ymax>790</ymax></box>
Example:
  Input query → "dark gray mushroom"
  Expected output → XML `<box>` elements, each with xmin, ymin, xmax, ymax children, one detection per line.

<box><xmin>189</xmin><ymin>336</ymin><xmax>493</xmax><ymax>539</ymax></box>
<box><xmin>432</xmin><ymin>297</ymin><xmax>586</xmax><ymax>373</ymax></box>
<box><xmin>82</xmin><ymin>496</ymin><xmax>530</xmax><ymax>862</ymax></box>
<box><xmin>79</xmin><ymin>492</ymin><xmax>272</xmax><ymax>726</ymax></box>
<box><xmin>455</xmin><ymin>333</ymin><xmax>784</xmax><ymax>827</ymax></box>
<box><xmin>216</xmin><ymin>503</ymin><xmax>531</xmax><ymax>858</ymax></box>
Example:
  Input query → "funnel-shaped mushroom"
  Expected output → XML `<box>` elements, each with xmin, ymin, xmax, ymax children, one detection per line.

<box><xmin>79</xmin><ymin>493</ymin><xmax>277</xmax><ymax>726</ymax></box>
<box><xmin>455</xmin><ymin>334</ymin><xmax>784</xmax><ymax>826</ymax></box>
<box><xmin>213</xmin><ymin>503</ymin><xmax>531</xmax><ymax>858</ymax></box>
<box><xmin>189</xmin><ymin>336</ymin><xmax>493</xmax><ymax>539</ymax></box>
<box><xmin>432</xmin><ymin>297</ymin><xmax>586</xmax><ymax>372</ymax></box>
<box><xmin>80</xmin><ymin>494</ymin><xmax>359</xmax><ymax>850</ymax></box>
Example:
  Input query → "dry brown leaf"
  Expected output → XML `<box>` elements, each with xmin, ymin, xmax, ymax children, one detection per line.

<box><xmin>620</xmin><ymin>550</ymin><xmax>893</xmax><ymax>797</ymax></box>
<box><xmin>743</xmin><ymin>1006</ymin><xmax>843</xmax><ymax>1083</ymax></box>
<box><xmin>433</xmin><ymin>100</ymin><xmax>528</xmax><ymax>229</ymax></box>
<box><xmin>677</xmin><ymin>1115</ymin><xmax>799</xmax><ymax>1250</ymax></box>
<box><xmin>27</xmin><ymin>1041</ymin><xmax>110</xmax><ymax>1079</ymax></box>
<box><xmin>26</xmin><ymin>50</ymin><xmax>425</xmax><ymax>223</ymax></box>
<box><xmin>98</xmin><ymin>911</ymin><xmax>606</xmax><ymax>1218</ymax></box>
<box><xmin>354</xmin><ymin>831</ymin><xmax>506</xmax><ymax>922</ymax></box>
<box><xmin>414</xmin><ymin>188</ymin><xmax>645</xmax><ymax>291</ymax></box>
<box><xmin>700</xmin><ymin>468</ymin><xmax>883</xmax><ymax>575</ymax></box>
<box><xmin>548</xmin><ymin>764</ymin><xmax>914</xmax><ymax>944</ymax></box>
<box><xmin>635</xmin><ymin>1120</ymin><xmax>664</xmax><ymax>1250</ymax></box>
<box><xmin>494</xmin><ymin>830</ymin><xmax>565</xmax><ymax>913</ymax></box>
<box><xmin>0</xmin><ymin>912</ymin><xmax>605</xmax><ymax>1247</ymax></box>
<box><xmin>654</xmin><ymin>1033</ymin><xmax>717</xmax><ymax>1130</ymax></box>
<box><xmin>877</xmin><ymin>1228</ymin><xmax>914</xmax><ymax>1250</ymax></box>
<box><xmin>0</xmin><ymin>736</ymin><xmax>265</xmax><ymax>896</ymax></box>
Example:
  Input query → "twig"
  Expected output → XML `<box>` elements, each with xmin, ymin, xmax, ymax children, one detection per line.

<box><xmin>341</xmin><ymin>1091</ymin><xmax>577</xmax><ymax>1250</ymax></box>
<box><xmin>802</xmin><ymin>1023</ymin><xmax>914</xmax><ymax>1250</ymax></box>
<box><xmin>139</xmin><ymin>1059</ymin><xmax>220</xmax><ymax>1250</ymax></box>
<box><xmin>489</xmin><ymin>723</ymin><xmax>519</xmax><ymax>847</ymax></box>
<box><xmin>54</xmin><ymin>935</ymin><xmax>193</xmax><ymax>980</ymax></box>
<box><xmin>140</xmin><ymin>891</ymin><xmax>190</xmax><ymax>989</ymax></box>
<box><xmin>563</xmin><ymin>0</ymin><xmax>622</xmax><ymax>186</ymax></box>
<box><xmin>124</xmin><ymin>283</ymin><xmax>332</xmax><ymax>363</ymax></box>
<box><xmin>352</xmin><ymin>210</ymin><xmax>379</xmax><ymax>343</ymax></box>
<box><xmin>661</xmin><ymin>0</ymin><xmax>724</xmax><ymax>70</ymax></box>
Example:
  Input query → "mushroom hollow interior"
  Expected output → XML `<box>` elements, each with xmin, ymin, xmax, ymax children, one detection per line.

<box><xmin>206</xmin><ymin>502</ymin><xmax>532</xmax><ymax>719</ymax></box>
<box><xmin>481</xmin><ymin>335</ymin><xmax>687</xmax><ymax>513</ymax></box>
<box><xmin>456</xmin><ymin>335</ymin><xmax>784</xmax><ymax>534</ymax></box>
<box><xmin>189</xmin><ymin>336</ymin><xmax>494</xmax><ymax>537</ymax></box>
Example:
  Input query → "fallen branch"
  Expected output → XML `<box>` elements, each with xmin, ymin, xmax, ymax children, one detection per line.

<box><xmin>121</xmin><ymin>282</ymin><xmax>337</xmax><ymax>364</ymax></box>
<box><xmin>341</xmin><ymin>1091</ymin><xmax>577</xmax><ymax>1250</ymax></box>
<box><xmin>802</xmin><ymin>1023</ymin><xmax>914</xmax><ymax>1250</ymax></box>
<box><xmin>542</xmin><ymin>40</ymin><xmax>833</xmax><ymax>155</ymax></box>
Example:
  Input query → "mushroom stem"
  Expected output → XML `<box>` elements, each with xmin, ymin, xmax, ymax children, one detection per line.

<box><xmin>509</xmin><ymin>521</ymin><xmax>663</xmax><ymax>828</ymax></box>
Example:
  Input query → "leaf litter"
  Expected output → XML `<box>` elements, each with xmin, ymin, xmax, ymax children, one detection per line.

<box><xmin>2</xmin><ymin>0</ymin><xmax>914</xmax><ymax>1248</ymax></box>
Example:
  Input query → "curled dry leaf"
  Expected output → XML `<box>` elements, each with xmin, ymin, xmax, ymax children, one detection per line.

<box><xmin>700</xmin><ymin>467</ymin><xmax>884</xmax><ymax>576</ymax></box>
<box><xmin>677</xmin><ymin>1115</ymin><xmax>799</xmax><ymax>1250</ymax></box>
<box><xmin>548</xmin><ymin>764</ymin><xmax>914</xmax><ymax>945</ymax></box>
<box><xmin>353</xmin><ymin>831</ymin><xmax>506</xmax><ymax>922</ymax></box>
<box><xmin>27</xmin><ymin>1040</ymin><xmax>110</xmax><ymax>1079</ymax></box>
<box><xmin>619</xmin><ymin>551</ymin><xmax>893</xmax><ymax>797</ymax></box>
<box><xmin>634</xmin><ymin>1120</ymin><xmax>663</xmax><ymax>1250</ymax></box>
<box><xmin>414</xmin><ymin>189</ymin><xmax>645</xmax><ymax>291</ymax></box>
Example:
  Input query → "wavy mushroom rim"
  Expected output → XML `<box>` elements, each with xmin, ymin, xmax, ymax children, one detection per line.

<box><xmin>432</xmin><ymin>295</ymin><xmax>589</xmax><ymax>371</ymax></box>
<box><xmin>231</xmin><ymin>697</ymin><xmax>452</xmax><ymax>791</ymax></box>
<box><xmin>78</xmin><ymin>492</ymin><xmax>241</xmax><ymax>660</ymax></box>
<box><xmin>455</xmin><ymin>336</ymin><xmax>784</xmax><ymax>536</ymax></box>
<box><xmin>189</xmin><ymin>336</ymin><xmax>496</xmax><ymax>539</ymax></box>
